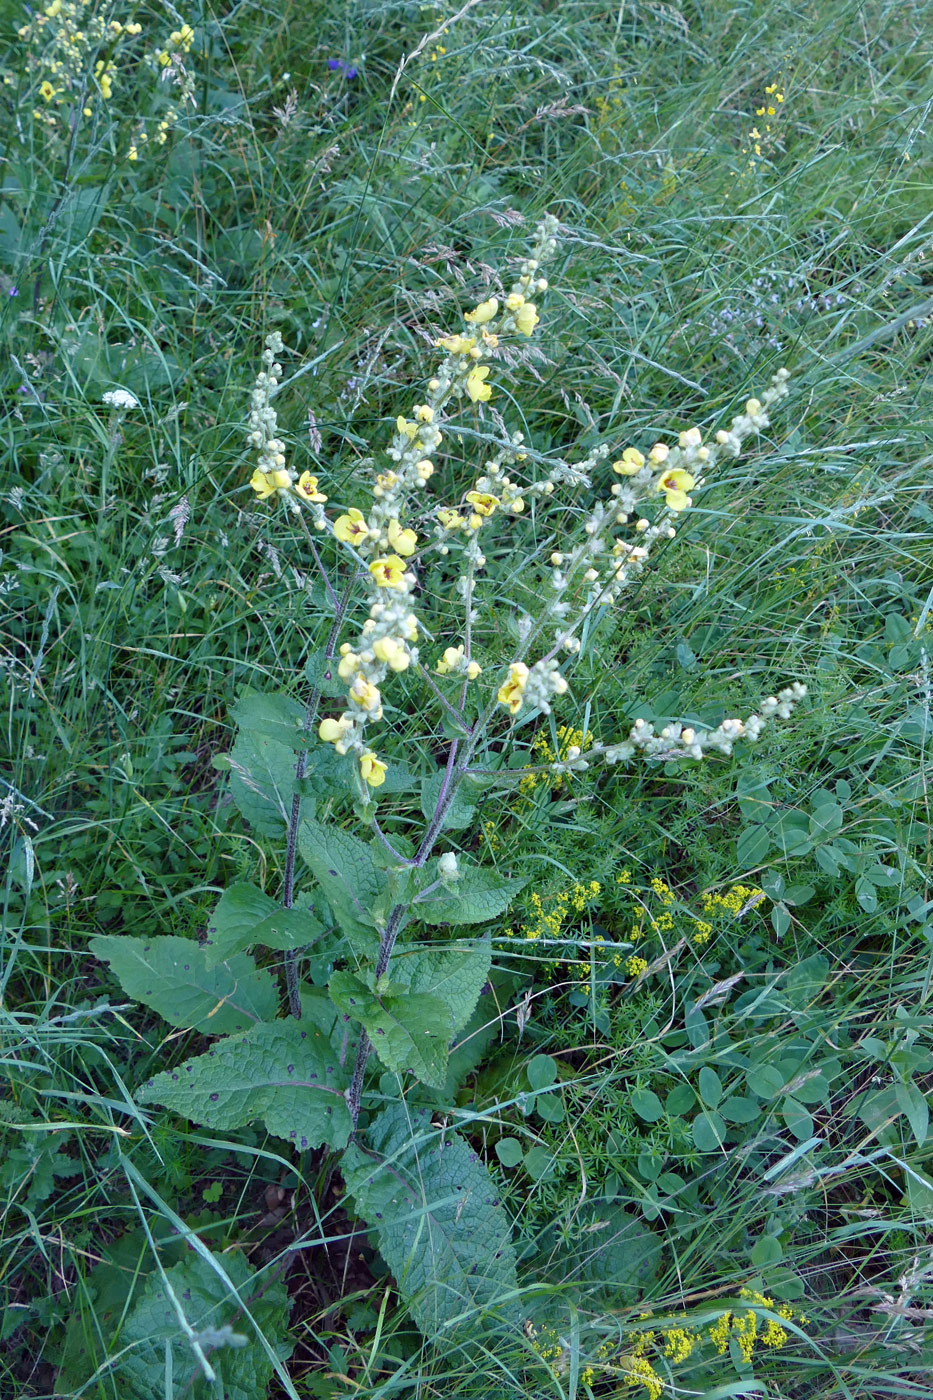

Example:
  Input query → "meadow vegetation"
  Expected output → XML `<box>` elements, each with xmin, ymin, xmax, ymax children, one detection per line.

<box><xmin>1</xmin><ymin>0</ymin><xmax>931</xmax><ymax>1397</ymax></box>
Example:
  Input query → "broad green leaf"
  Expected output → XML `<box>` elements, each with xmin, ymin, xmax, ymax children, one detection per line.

<box><xmin>523</xmin><ymin>1143</ymin><xmax>558</xmax><ymax>1180</ymax></box>
<box><xmin>343</xmin><ymin>1103</ymin><xmax>520</xmax><ymax>1338</ymax></box>
<box><xmin>203</xmin><ymin>883</ymin><xmax>324</xmax><ymax>966</ymax></box>
<box><xmin>58</xmin><ymin>1247</ymin><xmax>290</xmax><ymax>1399</ymax></box>
<box><xmin>782</xmin><ymin>1097</ymin><xmax>814</xmax><ymax>1140</ymax></box>
<box><xmin>89</xmin><ymin>935</ymin><xmax>277</xmax><ymax>1035</ymax></box>
<box><xmin>298</xmin><ymin>818</ymin><xmax>385</xmax><ymax>958</ymax></box>
<box><xmin>226</xmin><ymin>730</ymin><xmax>299</xmax><ymax>838</ymax></box>
<box><xmin>631</xmin><ymin>1088</ymin><xmax>664</xmax><ymax>1123</ymax></box>
<box><xmin>495</xmin><ymin>1137</ymin><xmax>524</xmax><ymax>1168</ymax></box>
<box><xmin>420</xmin><ymin>772</ymin><xmax>476</xmax><ymax>830</ymax></box>
<box><xmin>413</xmin><ymin>865</ymin><xmax>526</xmax><ymax>926</ymax></box>
<box><xmin>526</xmin><ymin>1054</ymin><xmax>558</xmax><ymax>1092</ymax></box>
<box><xmin>328</xmin><ymin>971</ymin><xmax>450</xmax><ymax>1088</ymax></box>
<box><xmin>751</xmin><ymin>1235</ymin><xmax>784</xmax><ymax>1267</ymax></box>
<box><xmin>692</xmin><ymin>1109</ymin><xmax>726</xmax><ymax>1151</ymax></box>
<box><xmin>550</xmin><ymin>1204</ymin><xmax>661</xmax><ymax>1301</ymax></box>
<box><xmin>698</xmin><ymin>1066</ymin><xmax>723</xmax><ymax>1108</ymax></box>
<box><xmin>230</xmin><ymin>687</ymin><xmax>306</xmax><ymax>747</ymax></box>
<box><xmin>720</xmin><ymin>1095</ymin><xmax>762</xmax><ymax>1125</ymax></box>
<box><xmin>745</xmin><ymin>1063</ymin><xmax>785</xmax><ymax>1099</ymax></box>
<box><xmin>391</xmin><ymin>939</ymin><xmax>492</xmax><ymax>1034</ymax></box>
<box><xmin>666</xmin><ymin>1083</ymin><xmax>695</xmax><ymax>1115</ymax></box>
<box><xmin>138</xmin><ymin>1020</ymin><xmax>351</xmax><ymax>1151</ymax></box>
<box><xmin>736</xmin><ymin>824</ymin><xmax>770</xmax><ymax>868</ymax></box>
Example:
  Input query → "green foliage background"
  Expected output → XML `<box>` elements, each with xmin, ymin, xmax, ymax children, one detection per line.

<box><xmin>1</xmin><ymin>0</ymin><xmax>931</xmax><ymax>1395</ymax></box>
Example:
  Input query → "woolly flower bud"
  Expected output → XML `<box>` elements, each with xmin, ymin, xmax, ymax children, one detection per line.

<box><xmin>466</xmin><ymin>660</ymin><xmax>482</xmax><ymax>680</ymax></box>
<box><xmin>679</xmin><ymin>427</ymin><xmax>702</xmax><ymax>449</ymax></box>
<box><xmin>505</xmin><ymin>292</ymin><xmax>525</xmax><ymax>311</ymax></box>
<box><xmin>514</xmin><ymin>302</ymin><xmax>539</xmax><ymax>336</ymax></box>
<box><xmin>649</xmin><ymin>443</ymin><xmax>670</xmax><ymax>464</ymax></box>
<box><xmin>438</xmin><ymin>852</ymin><xmax>459</xmax><ymax>879</ymax></box>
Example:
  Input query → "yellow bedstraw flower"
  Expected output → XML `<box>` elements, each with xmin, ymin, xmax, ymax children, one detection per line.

<box><xmin>435</xmin><ymin>333</ymin><xmax>476</xmax><ymax>354</ymax></box>
<box><xmin>613</xmin><ymin>447</ymin><xmax>645</xmax><ymax>475</ymax></box>
<box><xmin>359</xmin><ymin>751</ymin><xmax>387</xmax><ymax>787</ymax></box>
<box><xmin>497</xmin><ymin>661</ymin><xmax>529</xmax><ymax>715</ymax></box>
<box><xmin>369</xmin><ymin>555</ymin><xmax>408</xmax><ymax>589</ymax></box>
<box><xmin>334</xmin><ymin>508</ymin><xmax>370</xmax><ymax>545</ymax></box>
<box><xmin>296</xmin><ymin>472</ymin><xmax>327</xmax><ymax>502</ymax></box>
<box><xmin>250</xmin><ymin>468</ymin><xmax>292</xmax><ymax>498</ymax></box>
<box><xmin>464</xmin><ymin>296</ymin><xmax>498</xmax><ymax>325</ymax></box>
<box><xmin>656</xmin><ymin>468</ymin><xmax>695</xmax><ymax>512</ymax></box>
<box><xmin>466</xmin><ymin>365</ymin><xmax>492</xmax><ymax>403</ymax></box>
<box><xmin>387</xmin><ymin>518</ymin><xmax>418</xmax><ymax>556</ymax></box>
<box><xmin>514</xmin><ymin>301</ymin><xmax>539</xmax><ymax>335</ymax></box>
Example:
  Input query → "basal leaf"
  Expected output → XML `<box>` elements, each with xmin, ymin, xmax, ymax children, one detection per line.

<box><xmin>391</xmin><ymin>939</ymin><xmax>491</xmax><ymax>1034</ymax></box>
<box><xmin>298</xmin><ymin>818</ymin><xmax>384</xmax><ymax>959</ymax></box>
<box><xmin>203</xmin><ymin>883</ymin><xmax>323</xmax><ymax>967</ymax></box>
<box><xmin>413</xmin><ymin>865</ymin><xmax>526</xmax><ymax>927</ymax></box>
<box><xmin>138</xmin><ymin>1020</ymin><xmax>351</xmax><ymax>1151</ymax></box>
<box><xmin>59</xmin><ymin>1248</ymin><xmax>290</xmax><ymax>1400</ymax></box>
<box><xmin>329</xmin><ymin>971</ymin><xmax>450</xmax><ymax>1088</ymax></box>
<box><xmin>89</xmin><ymin>935</ymin><xmax>277</xmax><ymax>1035</ymax></box>
<box><xmin>342</xmin><ymin>1103</ymin><xmax>520</xmax><ymax>1338</ymax></box>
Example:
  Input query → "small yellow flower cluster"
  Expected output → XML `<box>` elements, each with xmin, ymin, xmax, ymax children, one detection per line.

<box><xmin>624</xmin><ymin>1354</ymin><xmax>664</xmax><ymax>1399</ymax></box>
<box><xmin>520</xmin><ymin>725</ymin><xmax>594</xmax><ymax>795</ymax></box>
<box><xmin>625</xmin><ymin>955</ymin><xmax>648</xmax><ymax>978</ymax></box>
<box><xmin>740</xmin><ymin>77</ymin><xmax>787</xmax><ymax>175</ymax></box>
<box><xmin>709</xmin><ymin>1291</ymin><xmax>801</xmax><ymax>1361</ymax></box>
<box><xmin>696</xmin><ymin>883</ymin><xmax>765</xmax><ymax>943</ymax></box>
<box><xmin>526</xmin><ymin>1320</ymin><xmax>563</xmax><ymax>1366</ymax></box>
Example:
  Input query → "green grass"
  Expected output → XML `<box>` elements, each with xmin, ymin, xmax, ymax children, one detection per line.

<box><xmin>1</xmin><ymin>0</ymin><xmax>932</xmax><ymax>1395</ymax></box>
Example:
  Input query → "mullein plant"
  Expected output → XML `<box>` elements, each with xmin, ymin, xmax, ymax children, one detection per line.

<box><xmin>108</xmin><ymin>214</ymin><xmax>805</xmax><ymax>1350</ymax></box>
<box><xmin>243</xmin><ymin>212</ymin><xmax>803</xmax><ymax>1117</ymax></box>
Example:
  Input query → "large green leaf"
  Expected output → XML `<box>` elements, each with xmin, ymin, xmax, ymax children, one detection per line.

<box><xmin>329</xmin><ymin>972</ymin><xmax>450</xmax><ymax>1088</ymax></box>
<box><xmin>202</xmin><ymin>883</ymin><xmax>323</xmax><ymax>967</ymax></box>
<box><xmin>230</xmin><ymin>687</ymin><xmax>306</xmax><ymax>748</ymax></box>
<box><xmin>413</xmin><ymin>866</ymin><xmax>526</xmax><ymax>926</ymax></box>
<box><xmin>89</xmin><ymin>935</ymin><xmax>277</xmax><ymax>1034</ymax></box>
<box><xmin>391</xmin><ymin>939</ymin><xmax>491</xmax><ymax>1034</ymax></box>
<box><xmin>298</xmin><ymin>818</ymin><xmax>385</xmax><ymax>958</ymax></box>
<box><xmin>419</xmin><ymin>772</ymin><xmax>477</xmax><ymax>830</ymax></box>
<box><xmin>225</xmin><ymin>730</ymin><xmax>300</xmax><ymax>838</ymax></box>
<box><xmin>138</xmin><ymin>1020</ymin><xmax>352</xmax><ymax>1151</ymax></box>
<box><xmin>58</xmin><ymin>1246</ymin><xmax>291</xmax><ymax>1400</ymax></box>
<box><xmin>343</xmin><ymin>1103</ymin><xmax>520</xmax><ymax>1338</ymax></box>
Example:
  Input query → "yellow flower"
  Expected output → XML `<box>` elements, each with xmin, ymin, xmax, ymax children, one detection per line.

<box><xmin>250</xmin><ymin>467</ymin><xmax>292</xmax><ymax>498</ymax></box>
<box><xmin>435</xmin><ymin>333</ymin><xmax>476</xmax><ymax>354</ymax></box>
<box><xmin>496</xmin><ymin>661</ymin><xmax>529</xmax><ymax>715</ymax></box>
<box><xmin>39</xmin><ymin>80</ymin><xmax>56</xmax><ymax>102</ymax></box>
<box><xmin>360</xmin><ymin>751</ymin><xmax>387</xmax><ymax>787</ymax></box>
<box><xmin>348</xmin><ymin>676</ymin><xmax>382</xmax><ymax>713</ymax></box>
<box><xmin>334</xmin><ymin>507</ymin><xmax>369</xmax><ymax>545</ymax></box>
<box><xmin>465</xmin><ymin>490</ymin><xmax>498</xmax><ymax>517</ymax></box>
<box><xmin>387</xmin><ymin>518</ymin><xmax>418</xmax><ymax>556</ymax></box>
<box><xmin>656</xmin><ymin>468</ymin><xmax>695</xmax><ymax>512</ymax></box>
<box><xmin>436</xmin><ymin>644</ymin><xmax>463</xmax><ymax>674</ymax></box>
<box><xmin>319</xmin><ymin>715</ymin><xmax>352</xmax><ymax>749</ymax></box>
<box><xmin>369</xmin><ymin>555</ymin><xmax>408</xmax><ymax>589</ymax></box>
<box><xmin>396</xmin><ymin>415</ymin><xmax>418</xmax><ymax>439</ymax></box>
<box><xmin>437</xmin><ymin>507</ymin><xmax>465</xmax><ymax>531</ymax></box>
<box><xmin>466</xmin><ymin>365</ymin><xmax>492</xmax><ymax>403</ymax></box>
<box><xmin>372</xmin><ymin>636</ymin><xmax>410</xmax><ymax>671</ymax></box>
<box><xmin>296</xmin><ymin>471</ymin><xmax>327</xmax><ymax>502</ymax></box>
<box><xmin>464</xmin><ymin>296</ymin><xmax>498</xmax><ymax>325</ymax></box>
<box><xmin>514</xmin><ymin>301</ymin><xmax>539</xmax><ymax>336</ymax></box>
<box><xmin>613</xmin><ymin>447</ymin><xmax>645</xmax><ymax>475</ymax></box>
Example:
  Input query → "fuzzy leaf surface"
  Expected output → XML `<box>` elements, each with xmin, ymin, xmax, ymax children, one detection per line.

<box><xmin>58</xmin><ymin>1247</ymin><xmax>290</xmax><ymax>1400</ymax></box>
<box><xmin>138</xmin><ymin>1020</ymin><xmax>351</xmax><ymax>1150</ymax></box>
<box><xmin>329</xmin><ymin>972</ymin><xmax>450</xmax><ymax>1088</ymax></box>
<box><xmin>342</xmin><ymin>1103</ymin><xmax>519</xmax><ymax>1338</ymax></box>
<box><xmin>298</xmin><ymin>818</ymin><xmax>384</xmax><ymax>958</ymax></box>
<box><xmin>413</xmin><ymin>866</ymin><xmax>526</xmax><ymax>926</ymax></box>
<box><xmin>203</xmin><ymin>883</ymin><xmax>323</xmax><ymax>966</ymax></box>
<box><xmin>391</xmin><ymin>939</ymin><xmax>492</xmax><ymax>1034</ymax></box>
<box><xmin>89</xmin><ymin>934</ymin><xmax>277</xmax><ymax>1035</ymax></box>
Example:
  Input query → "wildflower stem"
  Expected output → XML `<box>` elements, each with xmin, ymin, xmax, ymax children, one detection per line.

<box><xmin>282</xmin><ymin>584</ymin><xmax>355</xmax><ymax>1018</ymax></box>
